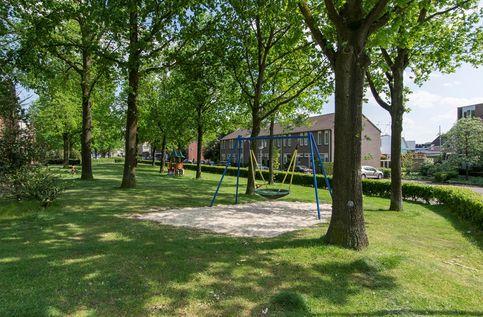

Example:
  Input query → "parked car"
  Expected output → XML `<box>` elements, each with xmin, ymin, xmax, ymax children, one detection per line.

<box><xmin>183</xmin><ymin>159</ymin><xmax>193</xmax><ymax>164</ymax></box>
<box><xmin>361</xmin><ymin>166</ymin><xmax>383</xmax><ymax>179</ymax></box>
<box><xmin>258</xmin><ymin>164</ymin><xmax>269</xmax><ymax>170</ymax></box>
<box><xmin>294</xmin><ymin>165</ymin><xmax>312</xmax><ymax>174</ymax></box>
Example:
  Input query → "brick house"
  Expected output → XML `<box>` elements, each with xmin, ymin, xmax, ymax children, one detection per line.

<box><xmin>219</xmin><ymin>113</ymin><xmax>381</xmax><ymax>168</ymax></box>
<box><xmin>457</xmin><ymin>103</ymin><xmax>483</xmax><ymax>120</ymax></box>
<box><xmin>187</xmin><ymin>141</ymin><xmax>204</xmax><ymax>162</ymax></box>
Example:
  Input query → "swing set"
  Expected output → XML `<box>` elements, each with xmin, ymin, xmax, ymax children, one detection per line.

<box><xmin>210</xmin><ymin>132</ymin><xmax>333</xmax><ymax>219</ymax></box>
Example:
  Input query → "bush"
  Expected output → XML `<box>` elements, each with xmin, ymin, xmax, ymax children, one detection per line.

<box><xmin>433</xmin><ymin>171</ymin><xmax>458</xmax><ymax>183</ymax></box>
<box><xmin>0</xmin><ymin>167</ymin><xmax>64</xmax><ymax>208</ymax></box>
<box><xmin>46</xmin><ymin>159</ymin><xmax>81</xmax><ymax>166</ymax></box>
<box><xmin>381</xmin><ymin>168</ymin><xmax>391</xmax><ymax>178</ymax></box>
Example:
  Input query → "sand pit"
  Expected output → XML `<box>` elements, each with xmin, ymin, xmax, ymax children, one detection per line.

<box><xmin>135</xmin><ymin>201</ymin><xmax>332</xmax><ymax>237</ymax></box>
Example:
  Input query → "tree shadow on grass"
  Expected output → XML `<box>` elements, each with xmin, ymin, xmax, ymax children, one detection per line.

<box><xmin>0</xmin><ymin>207</ymin><xmax>402</xmax><ymax>316</ymax></box>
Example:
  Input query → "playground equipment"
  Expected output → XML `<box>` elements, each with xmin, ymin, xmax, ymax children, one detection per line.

<box><xmin>248</xmin><ymin>147</ymin><xmax>298</xmax><ymax>199</ymax></box>
<box><xmin>210</xmin><ymin>132</ymin><xmax>333</xmax><ymax>219</ymax></box>
<box><xmin>167</xmin><ymin>150</ymin><xmax>185</xmax><ymax>176</ymax></box>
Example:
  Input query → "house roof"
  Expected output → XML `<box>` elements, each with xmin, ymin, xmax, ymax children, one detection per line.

<box><xmin>221</xmin><ymin>113</ymin><xmax>381</xmax><ymax>141</ymax></box>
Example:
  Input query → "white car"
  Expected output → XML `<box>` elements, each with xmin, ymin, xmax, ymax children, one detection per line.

<box><xmin>361</xmin><ymin>166</ymin><xmax>384</xmax><ymax>179</ymax></box>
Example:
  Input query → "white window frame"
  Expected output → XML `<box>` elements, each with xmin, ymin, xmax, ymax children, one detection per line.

<box><xmin>317</xmin><ymin>131</ymin><xmax>322</xmax><ymax>145</ymax></box>
<box><xmin>287</xmin><ymin>134</ymin><xmax>291</xmax><ymax>146</ymax></box>
<box><xmin>324</xmin><ymin>130</ymin><xmax>330</xmax><ymax>145</ymax></box>
<box><xmin>304</xmin><ymin>133</ymin><xmax>308</xmax><ymax>146</ymax></box>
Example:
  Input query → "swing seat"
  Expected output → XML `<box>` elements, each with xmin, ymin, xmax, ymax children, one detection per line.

<box><xmin>255</xmin><ymin>188</ymin><xmax>290</xmax><ymax>200</ymax></box>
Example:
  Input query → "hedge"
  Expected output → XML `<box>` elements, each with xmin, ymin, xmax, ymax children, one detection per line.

<box><xmin>46</xmin><ymin>159</ymin><xmax>81</xmax><ymax>165</ymax></box>
<box><xmin>139</xmin><ymin>161</ymin><xmax>483</xmax><ymax>228</ymax></box>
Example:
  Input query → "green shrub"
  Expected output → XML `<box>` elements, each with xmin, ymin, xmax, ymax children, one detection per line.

<box><xmin>381</xmin><ymin>168</ymin><xmax>391</xmax><ymax>178</ymax></box>
<box><xmin>0</xmin><ymin>167</ymin><xmax>64</xmax><ymax>208</ymax></box>
<box><xmin>433</xmin><ymin>171</ymin><xmax>458</xmax><ymax>183</ymax></box>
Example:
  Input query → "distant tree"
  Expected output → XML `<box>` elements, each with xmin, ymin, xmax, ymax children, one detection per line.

<box><xmin>220</xmin><ymin>0</ymin><xmax>329</xmax><ymax>194</ymax></box>
<box><xmin>9</xmin><ymin>0</ymin><xmax>114</xmax><ymax>180</ymax></box>
<box><xmin>443</xmin><ymin>117</ymin><xmax>483</xmax><ymax>179</ymax></box>
<box><xmin>91</xmin><ymin>81</ymin><xmax>124</xmax><ymax>158</ymax></box>
<box><xmin>105</xmin><ymin>0</ymin><xmax>200</xmax><ymax>188</ymax></box>
<box><xmin>366</xmin><ymin>0</ymin><xmax>482</xmax><ymax>211</ymax></box>
<box><xmin>29</xmin><ymin>74</ymin><xmax>82</xmax><ymax>166</ymax></box>
<box><xmin>139</xmin><ymin>74</ymin><xmax>193</xmax><ymax>174</ymax></box>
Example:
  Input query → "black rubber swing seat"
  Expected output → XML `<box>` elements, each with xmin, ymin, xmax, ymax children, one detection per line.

<box><xmin>255</xmin><ymin>188</ymin><xmax>290</xmax><ymax>200</ymax></box>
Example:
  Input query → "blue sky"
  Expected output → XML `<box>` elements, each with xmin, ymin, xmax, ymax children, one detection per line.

<box><xmin>321</xmin><ymin>62</ymin><xmax>483</xmax><ymax>144</ymax></box>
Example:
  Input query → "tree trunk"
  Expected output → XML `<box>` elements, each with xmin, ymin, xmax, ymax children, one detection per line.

<box><xmin>325</xmin><ymin>47</ymin><xmax>369</xmax><ymax>250</ymax></box>
<box><xmin>62</xmin><ymin>132</ymin><xmax>70</xmax><ymax>167</ymax></box>
<box><xmin>151</xmin><ymin>145</ymin><xmax>156</xmax><ymax>166</ymax></box>
<box><xmin>389</xmin><ymin>67</ymin><xmax>404</xmax><ymax>211</ymax></box>
<box><xmin>196</xmin><ymin>107</ymin><xmax>203</xmax><ymax>179</ymax></box>
<box><xmin>80</xmin><ymin>49</ymin><xmax>93</xmax><ymax>180</ymax></box>
<box><xmin>246</xmin><ymin>111</ymin><xmax>261</xmax><ymax>195</ymax></box>
<box><xmin>160</xmin><ymin>134</ymin><xmax>167</xmax><ymax>173</ymax></box>
<box><xmin>268</xmin><ymin>116</ymin><xmax>275</xmax><ymax>184</ymax></box>
<box><xmin>121</xmin><ymin>3</ymin><xmax>140</xmax><ymax>189</ymax></box>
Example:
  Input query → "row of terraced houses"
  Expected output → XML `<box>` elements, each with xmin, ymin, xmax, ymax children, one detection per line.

<box><xmin>219</xmin><ymin>113</ymin><xmax>381</xmax><ymax>168</ymax></box>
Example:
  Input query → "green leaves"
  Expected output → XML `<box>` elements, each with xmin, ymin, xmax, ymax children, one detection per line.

<box><xmin>443</xmin><ymin>117</ymin><xmax>483</xmax><ymax>168</ymax></box>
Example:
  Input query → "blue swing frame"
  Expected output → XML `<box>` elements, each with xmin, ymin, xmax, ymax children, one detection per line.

<box><xmin>210</xmin><ymin>132</ymin><xmax>333</xmax><ymax>220</ymax></box>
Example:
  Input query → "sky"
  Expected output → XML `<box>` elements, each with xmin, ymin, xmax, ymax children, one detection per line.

<box><xmin>320</xmin><ymin>63</ymin><xmax>483</xmax><ymax>144</ymax></box>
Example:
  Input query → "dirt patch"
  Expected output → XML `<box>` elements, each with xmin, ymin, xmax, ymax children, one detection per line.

<box><xmin>134</xmin><ymin>201</ymin><xmax>332</xmax><ymax>237</ymax></box>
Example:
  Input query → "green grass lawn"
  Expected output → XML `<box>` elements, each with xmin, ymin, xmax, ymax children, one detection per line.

<box><xmin>0</xmin><ymin>162</ymin><xmax>481</xmax><ymax>316</ymax></box>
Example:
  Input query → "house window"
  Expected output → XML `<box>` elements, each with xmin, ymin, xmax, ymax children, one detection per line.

<box><xmin>317</xmin><ymin>131</ymin><xmax>322</xmax><ymax>145</ymax></box>
<box><xmin>221</xmin><ymin>141</ymin><xmax>225</xmax><ymax>149</ymax></box>
<box><xmin>320</xmin><ymin>153</ymin><xmax>330</xmax><ymax>162</ymax></box>
<box><xmin>299</xmin><ymin>134</ymin><xmax>304</xmax><ymax>146</ymax></box>
<box><xmin>221</xmin><ymin>154</ymin><xmax>226</xmax><ymax>161</ymax></box>
<box><xmin>304</xmin><ymin>133</ymin><xmax>308</xmax><ymax>146</ymax></box>
<box><xmin>463</xmin><ymin>109</ymin><xmax>475</xmax><ymax>118</ymax></box>
<box><xmin>277</xmin><ymin>138</ymin><xmax>281</xmax><ymax>147</ymax></box>
<box><xmin>324</xmin><ymin>131</ymin><xmax>330</xmax><ymax>145</ymax></box>
<box><xmin>287</xmin><ymin>134</ymin><xmax>291</xmax><ymax>146</ymax></box>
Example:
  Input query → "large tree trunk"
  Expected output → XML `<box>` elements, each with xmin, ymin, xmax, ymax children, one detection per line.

<box><xmin>246</xmin><ymin>111</ymin><xmax>261</xmax><ymax>195</ymax></box>
<box><xmin>121</xmin><ymin>3</ymin><xmax>140</xmax><ymax>189</ymax></box>
<box><xmin>389</xmin><ymin>67</ymin><xmax>404</xmax><ymax>211</ymax></box>
<box><xmin>268</xmin><ymin>116</ymin><xmax>275</xmax><ymax>184</ymax></box>
<box><xmin>325</xmin><ymin>47</ymin><xmax>369</xmax><ymax>250</ymax></box>
<box><xmin>196</xmin><ymin>107</ymin><xmax>203</xmax><ymax>179</ymax></box>
<box><xmin>62</xmin><ymin>132</ymin><xmax>70</xmax><ymax>167</ymax></box>
<box><xmin>159</xmin><ymin>134</ymin><xmax>167</xmax><ymax>173</ymax></box>
<box><xmin>80</xmin><ymin>49</ymin><xmax>93</xmax><ymax>180</ymax></box>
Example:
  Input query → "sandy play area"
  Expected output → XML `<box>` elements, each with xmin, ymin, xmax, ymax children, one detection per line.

<box><xmin>135</xmin><ymin>201</ymin><xmax>332</xmax><ymax>237</ymax></box>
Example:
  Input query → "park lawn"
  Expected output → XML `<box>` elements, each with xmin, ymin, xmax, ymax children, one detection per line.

<box><xmin>0</xmin><ymin>162</ymin><xmax>481</xmax><ymax>316</ymax></box>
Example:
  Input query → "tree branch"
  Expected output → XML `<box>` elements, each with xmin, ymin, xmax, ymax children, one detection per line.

<box><xmin>364</xmin><ymin>0</ymin><xmax>390</xmax><ymax>32</ymax></box>
<box><xmin>298</xmin><ymin>1</ymin><xmax>336</xmax><ymax>67</ymax></box>
<box><xmin>423</xmin><ymin>0</ymin><xmax>471</xmax><ymax>22</ymax></box>
<box><xmin>366</xmin><ymin>71</ymin><xmax>391</xmax><ymax>112</ymax></box>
